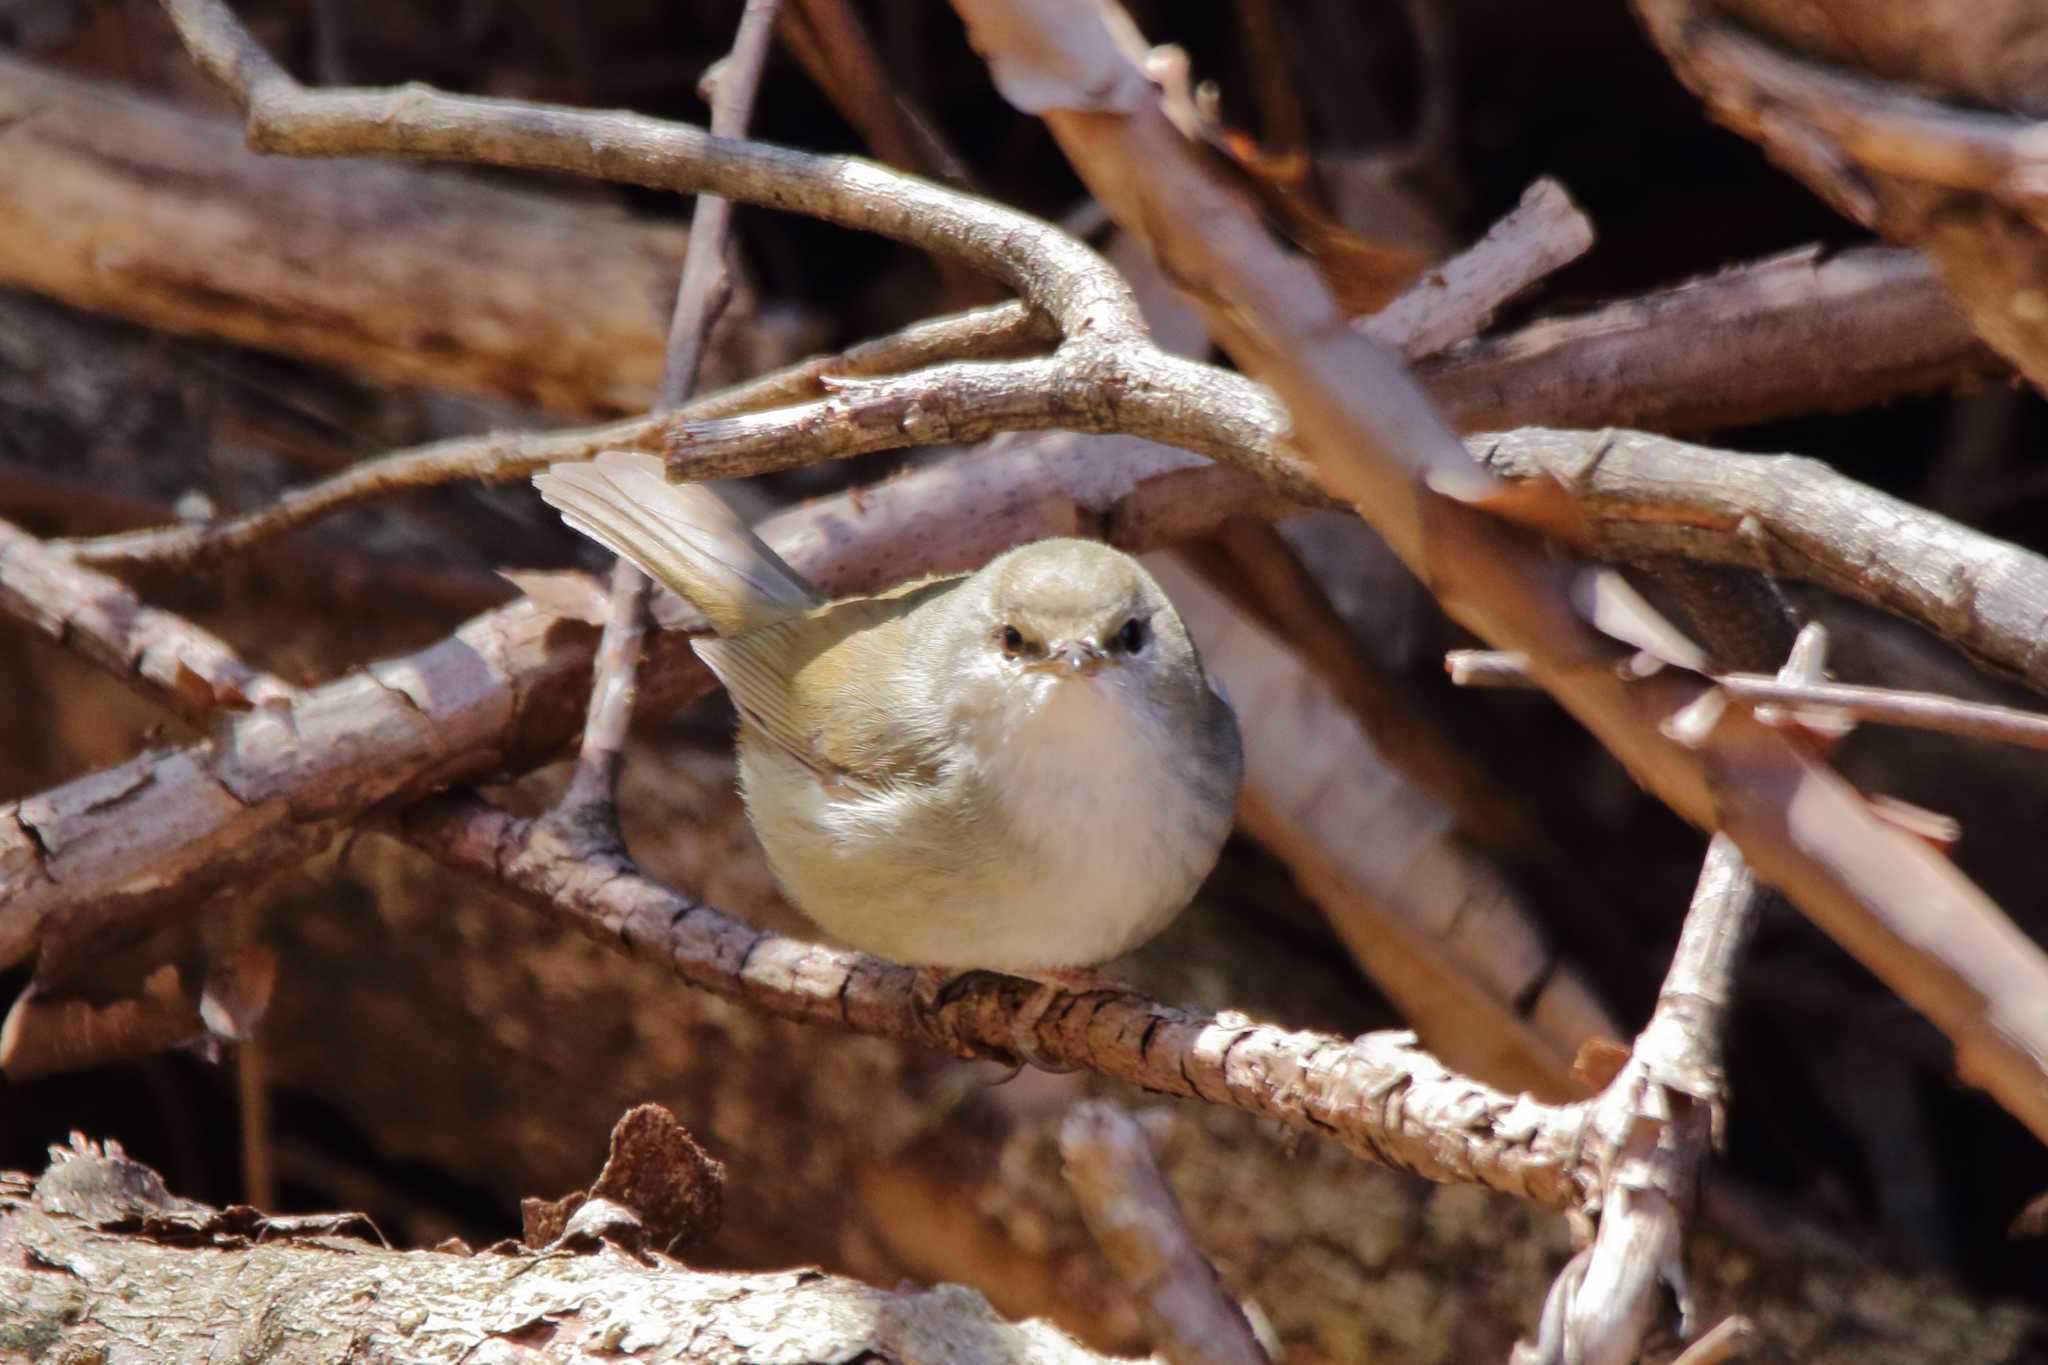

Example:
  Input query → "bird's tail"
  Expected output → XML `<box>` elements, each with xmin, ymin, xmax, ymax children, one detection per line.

<box><xmin>533</xmin><ymin>450</ymin><xmax>820</xmax><ymax>636</ymax></box>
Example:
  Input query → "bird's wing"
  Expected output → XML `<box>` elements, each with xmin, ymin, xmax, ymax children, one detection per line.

<box><xmin>693</xmin><ymin>577</ymin><xmax>960</xmax><ymax>791</ymax></box>
<box><xmin>534</xmin><ymin>450</ymin><xmax>821</xmax><ymax>635</ymax></box>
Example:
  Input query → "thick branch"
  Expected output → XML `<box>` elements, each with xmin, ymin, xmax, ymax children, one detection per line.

<box><xmin>1632</xmin><ymin>0</ymin><xmax>2048</xmax><ymax>210</ymax></box>
<box><xmin>1629</xmin><ymin>0</ymin><xmax>2048</xmax><ymax>395</ymax></box>
<box><xmin>0</xmin><ymin>56</ymin><xmax>699</xmax><ymax>416</ymax></box>
<box><xmin>1473</xmin><ymin>428</ymin><xmax>2048</xmax><ymax>697</ymax></box>
<box><xmin>1423</xmin><ymin>245</ymin><xmax>2000</xmax><ymax>434</ymax></box>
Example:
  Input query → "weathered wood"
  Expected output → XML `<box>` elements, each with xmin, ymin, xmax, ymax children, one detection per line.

<box><xmin>0</xmin><ymin>57</ymin><xmax>706</xmax><ymax>415</ymax></box>
<box><xmin>0</xmin><ymin>1142</ymin><xmax>1113</xmax><ymax>1364</ymax></box>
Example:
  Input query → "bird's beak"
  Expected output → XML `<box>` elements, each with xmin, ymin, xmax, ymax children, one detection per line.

<box><xmin>1044</xmin><ymin>641</ymin><xmax>1105</xmax><ymax>677</ymax></box>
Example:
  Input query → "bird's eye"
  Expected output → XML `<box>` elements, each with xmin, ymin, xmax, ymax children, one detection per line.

<box><xmin>999</xmin><ymin>625</ymin><xmax>1026</xmax><ymax>656</ymax></box>
<box><xmin>1109</xmin><ymin>616</ymin><xmax>1150</xmax><ymax>654</ymax></box>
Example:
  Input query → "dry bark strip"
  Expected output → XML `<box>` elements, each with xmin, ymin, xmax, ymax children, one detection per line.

<box><xmin>1366</xmin><ymin>177</ymin><xmax>1594</xmax><ymax>360</ymax></box>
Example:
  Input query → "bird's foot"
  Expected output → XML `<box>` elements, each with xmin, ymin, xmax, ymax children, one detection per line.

<box><xmin>910</xmin><ymin>964</ymin><xmax>958</xmax><ymax>1013</ymax></box>
<box><xmin>1005</xmin><ymin>968</ymin><xmax>1129</xmax><ymax>1077</ymax></box>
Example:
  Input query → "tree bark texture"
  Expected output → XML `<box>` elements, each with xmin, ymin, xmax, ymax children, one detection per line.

<box><xmin>0</xmin><ymin>1145</ymin><xmax>1113</xmax><ymax>1365</ymax></box>
<box><xmin>0</xmin><ymin>56</ymin><xmax>791</xmax><ymax>417</ymax></box>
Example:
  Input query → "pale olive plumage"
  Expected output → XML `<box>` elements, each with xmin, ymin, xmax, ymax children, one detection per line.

<box><xmin>534</xmin><ymin>451</ymin><xmax>1242</xmax><ymax>971</ymax></box>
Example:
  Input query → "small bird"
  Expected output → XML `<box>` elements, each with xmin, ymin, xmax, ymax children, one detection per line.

<box><xmin>534</xmin><ymin>451</ymin><xmax>1242</xmax><ymax>976</ymax></box>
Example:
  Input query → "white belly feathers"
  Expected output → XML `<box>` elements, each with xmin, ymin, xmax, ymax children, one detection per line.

<box><xmin>740</xmin><ymin>665</ymin><xmax>1222</xmax><ymax>970</ymax></box>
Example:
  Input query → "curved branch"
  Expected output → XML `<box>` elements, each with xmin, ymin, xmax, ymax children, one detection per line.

<box><xmin>161</xmin><ymin>0</ymin><xmax>1142</xmax><ymax>349</ymax></box>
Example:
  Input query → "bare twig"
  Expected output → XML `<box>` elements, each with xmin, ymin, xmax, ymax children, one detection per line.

<box><xmin>656</xmin><ymin>0</ymin><xmax>782</xmax><ymax>412</ymax></box>
<box><xmin>551</xmin><ymin>561</ymin><xmax>654</xmax><ymax>843</ymax></box>
<box><xmin>0</xmin><ymin>516</ymin><xmax>293</xmax><ymax>720</ymax></box>
<box><xmin>552</xmin><ymin>0</ymin><xmax>782</xmax><ymax>845</ymax></box>
<box><xmin>1362</xmin><ymin>177</ymin><xmax>1593</xmax><ymax>359</ymax></box>
<box><xmin>237</xmin><ymin>1039</ymin><xmax>275</xmax><ymax>1210</ymax></box>
<box><xmin>63</xmin><ymin>301</ymin><xmax>1052</xmax><ymax>569</ymax></box>
<box><xmin>1521</xmin><ymin>834</ymin><xmax>1761</xmax><ymax>1365</ymax></box>
<box><xmin>1059</xmin><ymin>1102</ymin><xmax>1270</xmax><ymax>1365</ymax></box>
<box><xmin>1526</xmin><ymin>637</ymin><xmax>1808</xmax><ymax>1361</ymax></box>
<box><xmin>1720</xmin><ymin>675</ymin><xmax>2048</xmax><ymax>751</ymax></box>
<box><xmin>1450</xmin><ymin>647</ymin><xmax>2048</xmax><ymax>751</ymax></box>
<box><xmin>1671</xmin><ymin>1314</ymin><xmax>1761</xmax><ymax>1365</ymax></box>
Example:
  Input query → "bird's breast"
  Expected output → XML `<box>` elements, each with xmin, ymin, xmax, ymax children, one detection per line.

<box><xmin>739</xmin><ymin>673</ymin><xmax>1234</xmax><ymax>970</ymax></box>
<box><xmin>972</xmin><ymin>678</ymin><xmax>1229</xmax><ymax>948</ymax></box>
